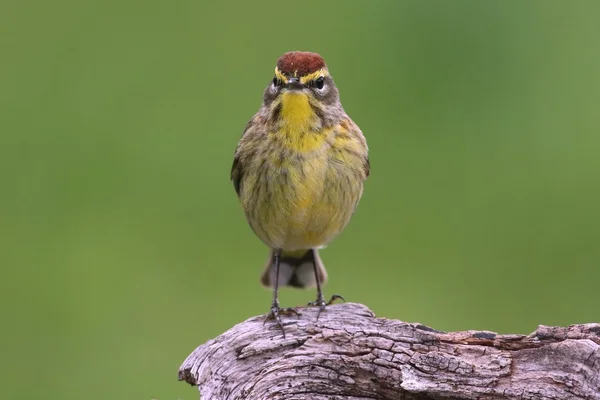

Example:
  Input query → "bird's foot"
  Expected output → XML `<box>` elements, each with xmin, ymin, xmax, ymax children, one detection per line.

<box><xmin>264</xmin><ymin>303</ymin><xmax>301</xmax><ymax>338</ymax></box>
<box><xmin>306</xmin><ymin>294</ymin><xmax>345</xmax><ymax>320</ymax></box>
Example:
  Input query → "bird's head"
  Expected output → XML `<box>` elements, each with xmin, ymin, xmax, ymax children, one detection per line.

<box><xmin>263</xmin><ymin>51</ymin><xmax>342</xmax><ymax>128</ymax></box>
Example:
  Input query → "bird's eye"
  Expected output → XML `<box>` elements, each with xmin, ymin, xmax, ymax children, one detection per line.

<box><xmin>315</xmin><ymin>77</ymin><xmax>325</xmax><ymax>90</ymax></box>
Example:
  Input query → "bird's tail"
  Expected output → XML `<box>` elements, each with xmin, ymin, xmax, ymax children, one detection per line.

<box><xmin>260</xmin><ymin>249</ymin><xmax>327</xmax><ymax>289</ymax></box>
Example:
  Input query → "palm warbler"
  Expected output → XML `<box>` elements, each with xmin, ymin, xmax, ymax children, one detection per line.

<box><xmin>231</xmin><ymin>51</ymin><xmax>369</xmax><ymax>335</ymax></box>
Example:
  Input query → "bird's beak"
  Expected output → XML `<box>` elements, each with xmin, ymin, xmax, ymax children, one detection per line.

<box><xmin>286</xmin><ymin>77</ymin><xmax>303</xmax><ymax>90</ymax></box>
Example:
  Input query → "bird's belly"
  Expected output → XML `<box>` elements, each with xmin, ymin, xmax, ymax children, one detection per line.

<box><xmin>243</xmin><ymin>156</ymin><xmax>360</xmax><ymax>251</ymax></box>
<box><xmin>259</xmin><ymin>183</ymin><xmax>343</xmax><ymax>250</ymax></box>
<box><xmin>277</xmin><ymin>198</ymin><xmax>343</xmax><ymax>250</ymax></box>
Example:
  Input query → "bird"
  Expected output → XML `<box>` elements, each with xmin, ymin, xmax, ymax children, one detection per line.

<box><xmin>231</xmin><ymin>51</ymin><xmax>369</xmax><ymax>336</ymax></box>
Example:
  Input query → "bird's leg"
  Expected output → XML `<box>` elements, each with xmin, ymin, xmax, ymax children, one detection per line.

<box><xmin>306</xmin><ymin>257</ymin><xmax>345</xmax><ymax>320</ymax></box>
<box><xmin>264</xmin><ymin>249</ymin><xmax>299</xmax><ymax>338</ymax></box>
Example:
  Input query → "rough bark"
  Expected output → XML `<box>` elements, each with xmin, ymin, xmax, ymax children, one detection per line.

<box><xmin>178</xmin><ymin>302</ymin><xmax>600</xmax><ymax>400</ymax></box>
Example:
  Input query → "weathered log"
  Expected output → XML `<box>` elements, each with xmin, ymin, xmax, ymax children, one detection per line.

<box><xmin>179</xmin><ymin>302</ymin><xmax>600</xmax><ymax>399</ymax></box>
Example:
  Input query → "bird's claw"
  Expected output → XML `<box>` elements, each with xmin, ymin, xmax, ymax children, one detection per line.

<box><xmin>306</xmin><ymin>293</ymin><xmax>345</xmax><ymax>320</ymax></box>
<box><xmin>326</xmin><ymin>294</ymin><xmax>345</xmax><ymax>306</ymax></box>
<box><xmin>264</xmin><ymin>305</ymin><xmax>301</xmax><ymax>338</ymax></box>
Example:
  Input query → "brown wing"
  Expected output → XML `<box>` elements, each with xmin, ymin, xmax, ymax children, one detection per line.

<box><xmin>230</xmin><ymin>119</ymin><xmax>255</xmax><ymax>197</ymax></box>
<box><xmin>230</xmin><ymin>155</ymin><xmax>243</xmax><ymax>197</ymax></box>
<box><xmin>343</xmin><ymin>117</ymin><xmax>369</xmax><ymax>180</ymax></box>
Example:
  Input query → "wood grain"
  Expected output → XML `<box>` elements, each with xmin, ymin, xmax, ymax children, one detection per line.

<box><xmin>179</xmin><ymin>302</ymin><xmax>600</xmax><ymax>399</ymax></box>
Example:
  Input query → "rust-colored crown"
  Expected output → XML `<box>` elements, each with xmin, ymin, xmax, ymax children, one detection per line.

<box><xmin>276</xmin><ymin>51</ymin><xmax>326</xmax><ymax>76</ymax></box>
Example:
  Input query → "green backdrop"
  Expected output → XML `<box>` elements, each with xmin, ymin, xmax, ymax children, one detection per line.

<box><xmin>2</xmin><ymin>1</ymin><xmax>599</xmax><ymax>399</ymax></box>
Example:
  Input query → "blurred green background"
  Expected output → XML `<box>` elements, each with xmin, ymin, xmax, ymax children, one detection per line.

<box><xmin>2</xmin><ymin>0</ymin><xmax>599</xmax><ymax>399</ymax></box>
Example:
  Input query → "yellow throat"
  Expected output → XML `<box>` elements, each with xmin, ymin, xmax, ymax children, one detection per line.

<box><xmin>280</xmin><ymin>92</ymin><xmax>315</xmax><ymax>133</ymax></box>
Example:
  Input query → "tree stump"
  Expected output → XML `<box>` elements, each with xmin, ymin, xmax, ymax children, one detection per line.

<box><xmin>178</xmin><ymin>302</ymin><xmax>600</xmax><ymax>399</ymax></box>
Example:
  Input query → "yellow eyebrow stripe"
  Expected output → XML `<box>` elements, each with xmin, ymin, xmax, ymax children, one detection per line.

<box><xmin>274</xmin><ymin>67</ymin><xmax>289</xmax><ymax>83</ymax></box>
<box><xmin>300</xmin><ymin>69</ymin><xmax>328</xmax><ymax>84</ymax></box>
<box><xmin>274</xmin><ymin>67</ymin><xmax>329</xmax><ymax>85</ymax></box>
